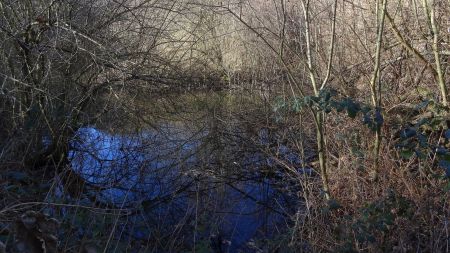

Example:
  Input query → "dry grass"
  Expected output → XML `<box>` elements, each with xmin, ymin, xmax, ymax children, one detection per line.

<box><xmin>290</xmin><ymin>108</ymin><xmax>450</xmax><ymax>252</ymax></box>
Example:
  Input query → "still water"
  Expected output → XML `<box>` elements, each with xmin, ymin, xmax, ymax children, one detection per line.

<box><xmin>68</xmin><ymin>92</ymin><xmax>307</xmax><ymax>252</ymax></box>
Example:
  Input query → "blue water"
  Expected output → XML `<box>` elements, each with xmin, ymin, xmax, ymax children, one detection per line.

<box><xmin>69</xmin><ymin>124</ymin><xmax>303</xmax><ymax>252</ymax></box>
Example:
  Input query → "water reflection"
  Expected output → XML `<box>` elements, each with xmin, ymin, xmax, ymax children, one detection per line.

<box><xmin>68</xmin><ymin>93</ymin><xmax>304</xmax><ymax>252</ymax></box>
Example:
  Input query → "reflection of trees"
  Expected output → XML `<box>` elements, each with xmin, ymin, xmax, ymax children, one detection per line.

<box><xmin>61</xmin><ymin>92</ymin><xmax>300</xmax><ymax>252</ymax></box>
<box><xmin>0</xmin><ymin>0</ymin><xmax>230</xmax><ymax>172</ymax></box>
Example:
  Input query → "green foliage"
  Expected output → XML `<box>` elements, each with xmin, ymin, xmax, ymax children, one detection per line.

<box><xmin>336</xmin><ymin>191</ymin><xmax>412</xmax><ymax>252</ymax></box>
<box><xmin>322</xmin><ymin>199</ymin><xmax>343</xmax><ymax>214</ymax></box>
<box><xmin>395</xmin><ymin>100</ymin><xmax>450</xmax><ymax>178</ymax></box>
<box><xmin>356</xmin><ymin>192</ymin><xmax>411</xmax><ymax>236</ymax></box>
<box><xmin>273</xmin><ymin>89</ymin><xmax>383</xmax><ymax>131</ymax></box>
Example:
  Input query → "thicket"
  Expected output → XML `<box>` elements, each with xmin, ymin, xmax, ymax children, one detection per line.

<box><xmin>242</xmin><ymin>0</ymin><xmax>450</xmax><ymax>251</ymax></box>
<box><xmin>0</xmin><ymin>0</ymin><xmax>449</xmax><ymax>252</ymax></box>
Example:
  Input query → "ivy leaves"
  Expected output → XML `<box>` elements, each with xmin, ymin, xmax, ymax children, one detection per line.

<box><xmin>273</xmin><ymin>89</ymin><xmax>383</xmax><ymax>131</ymax></box>
<box><xmin>274</xmin><ymin>91</ymin><xmax>450</xmax><ymax>179</ymax></box>
<box><xmin>396</xmin><ymin>108</ymin><xmax>450</xmax><ymax>178</ymax></box>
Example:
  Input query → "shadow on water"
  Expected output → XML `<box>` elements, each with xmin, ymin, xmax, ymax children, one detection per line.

<box><xmin>68</xmin><ymin>91</ymin><xmax>308</xmax><ymax>252</ymax></box>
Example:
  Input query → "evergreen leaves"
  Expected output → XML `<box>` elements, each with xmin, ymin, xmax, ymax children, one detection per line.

<box><xmin>273</xmin><ymin>89</ymin><xmax>383</xmax><ymax>131</ymax></box>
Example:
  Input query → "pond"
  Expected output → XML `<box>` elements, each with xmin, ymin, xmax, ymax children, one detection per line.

<box><xmin>67</xmin><ymin>91</ymin><xmax>309</xmax><ymax>252</ymax></box>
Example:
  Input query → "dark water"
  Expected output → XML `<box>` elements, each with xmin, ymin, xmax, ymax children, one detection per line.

<box><xmin>68</xmin><ymin>93</ymin><xmax>306</xmax><ymax>252</ymax></box>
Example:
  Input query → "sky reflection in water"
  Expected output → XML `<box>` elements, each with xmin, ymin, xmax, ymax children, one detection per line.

<box><xmin>69</xmin><ymin>123</ymin><xmax>302</xmax><ymax>252</ymax></box>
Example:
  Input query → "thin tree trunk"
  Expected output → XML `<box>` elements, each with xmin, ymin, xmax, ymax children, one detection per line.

<box><xmin>315</xmin><ymin>111</ymin><xmax>330</xmax><ymax>200</ymax></box>
<box><xmin>301</xmin><ymin>0</ymin><xmax>319</xmax><ymax>93</ymax></box>
<box><xmin>422</xmin><ymin>0</ymin><xmax>448</xmax><ymax>106</ymax></box>
<box><xmin>301</xmin><ymin>0</ymin><xmax>337</xmax><ymax>200</ymax></box>
<box><xmin>369</xmin><ymin>0</ymin><xmax>388</xmax><ymax>178</ymax></box>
